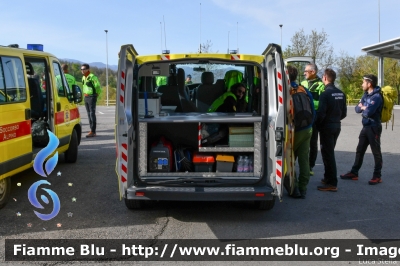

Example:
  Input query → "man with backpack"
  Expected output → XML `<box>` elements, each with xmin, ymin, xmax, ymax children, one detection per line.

<box><xmin>288</xmin><ymin>66</ymin><xmax>315</xmax><ymax>199</ymax></box>
<box><xmin>301</xmin><ymin>63</ymin><xmax>325</xmax><ymax>176</ymax></box>
<box><xmin>340</xmin><ymin>74</ymin><xmax>383</xmax><ymax>185</ymax></box>
<box><xmin>317</xmin><ymin>69</ymin><xmax>347</xmax><ymax>192</ymax></box>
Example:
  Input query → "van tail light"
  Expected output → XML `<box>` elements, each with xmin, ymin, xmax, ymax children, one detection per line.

<box><xmin>255</xmin><ymin>193</ymin><xmax>265</xmax><ymax>197</ymax></box>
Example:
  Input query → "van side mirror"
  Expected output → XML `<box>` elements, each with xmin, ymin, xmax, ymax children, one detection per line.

<box><xmin>72</xmin><ymin>85</ymin><xmax>83</xmax><ymax>103</ymax></box>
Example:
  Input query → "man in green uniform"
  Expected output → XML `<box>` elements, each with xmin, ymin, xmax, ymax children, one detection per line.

<box><xmin>62</xmin><ymin>64</ymin><xmax>76</xmax><ymax>89</ymax></box>
<box><xmin>301</xmin><ymin>63</ymin><xmax>325</xmax><ymax>175</ymax></box>
<box><xmin>81</xmin><ymin>63</ymin><xmax>101</xmax><ymax>138</ymax></box>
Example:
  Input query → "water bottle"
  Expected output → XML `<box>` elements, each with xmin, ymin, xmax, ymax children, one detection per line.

<box><xmin>243</xmin><ymin>156</ymin><xmax>249</xmax><ymax>173</ymax></box>
<box><xmin>249</xmin><ymin>155</ymin><xmax>254</xmax><ymax>173</ymax></box>
<box><xmin>237</xmin><ymin>156</ymin><xmax>244</xmax><ymax>172</ymax></box>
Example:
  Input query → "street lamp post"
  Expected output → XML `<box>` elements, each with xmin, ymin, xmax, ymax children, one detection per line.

<box><xmin>104</xmin><ymin>30</ymin><xmax>109</xmax><ymax>106</ymax></box>
<box><xmin>279</xmin><ymin>24</ymin><xmax>283</xmax><ymax>48</ymax></box>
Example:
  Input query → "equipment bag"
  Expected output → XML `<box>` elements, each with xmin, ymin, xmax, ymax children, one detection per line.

<box><xmin>31</xmin><ymin>118</ymin><xmax>50</xmax><ymax>147</ymax></box>
<box><xmin>291</xmin><ymin>85</ymin><xmax>313</xmax><ymax>128</ymax></box>
<box><xmin>380</xmin><ymin>85</ymin><xmax>397</xmax><ymax>124</ymax></box>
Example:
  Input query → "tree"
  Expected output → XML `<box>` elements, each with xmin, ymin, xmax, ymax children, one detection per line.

<box><xmin>283</xmin><ymin>28</ymin><xmax>335</xmax><ymax>71</ymax></box>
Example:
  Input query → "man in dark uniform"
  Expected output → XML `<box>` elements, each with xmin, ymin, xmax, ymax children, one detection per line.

<box><xmin>316</xmin><ymin>68</ymin><xmax>347</xmax><ymax>192</ymax></box>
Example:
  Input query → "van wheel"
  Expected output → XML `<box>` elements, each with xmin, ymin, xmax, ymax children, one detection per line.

<box><xmin>0</xmin><ymin>177</ymin><xmax>11</xmax><ymax>209</ymax></box>
<box><xmin>124</xmin><ymin>198</ymin><xmax>143</xmax><ymax>209</ymax></box>
<box><xmin>255</xmin><ymin>197</ymin><xmax>275</xmax><ymax>210</ymax></box>
<box><xmin>65</xmin><ymin>130</ymin><xmax>78</xmax><ymax>163</ymax></box>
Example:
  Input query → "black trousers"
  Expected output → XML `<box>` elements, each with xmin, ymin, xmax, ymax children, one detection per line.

<box><xmin>320</xmin><ymin>127</ymin><xmax>341</xmax><ymax>186</ymax></box>
<box><xmin>309</xmin><ymin>123</ymin><xmax>319</xmax><ymax>168</ymax></box>
<box><xmin>350</xmin><ymin>125</ymin><xmax>382</xmax><ymax>178</ymax></box>
<box><xmin>84</xmin><ymin>96</ymin><xmax>97</xmax><ymax>133</ymax></box>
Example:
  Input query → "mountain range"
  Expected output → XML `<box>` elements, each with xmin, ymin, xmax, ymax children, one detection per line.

<box><xmin>62</xmin><ymin>58</ymin><xmax>118</xmax><ymax>71</ymax></box>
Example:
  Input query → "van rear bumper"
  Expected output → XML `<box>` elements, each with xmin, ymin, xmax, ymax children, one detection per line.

<box><xmin>126</xmin><ymin>186</ymin><xmax>274</xmax><ymax>201</ymax></box>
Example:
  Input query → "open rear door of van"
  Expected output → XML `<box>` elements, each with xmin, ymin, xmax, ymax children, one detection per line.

<box><xmin>262</xmin><ymin>44</ymin><xmax>288</xmax><ymax>201</ymax></box>
<box><xmin>283</xmin><ymin>57</ymin><xmax>314</xmax><ymax>195</ymax></box>
<box><xmin>115</xmin><ymin>45</ymin><xmax>138</xmax><ymax>200</ymax></box>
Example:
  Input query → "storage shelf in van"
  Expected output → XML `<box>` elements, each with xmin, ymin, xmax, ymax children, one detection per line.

<box><xmin>198</xmin><ymin>147</ymin><xmax>254</xmax><ymax>152</ymax></box>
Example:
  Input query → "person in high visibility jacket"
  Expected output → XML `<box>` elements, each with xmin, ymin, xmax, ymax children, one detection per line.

<box><xmin>81</xmin><ymin>63</ymin><xmax>101</xmax><ymax>138</ymax></box>
<box><xmin>301</xmin><ymin>63</ymin><xmax>325</xmax><ymax>176</ymax></box>
<box><xmin>208</xmin><ymin>83</ymin><xmax>246</xmax><ymax>112</ymax></box>
<box><xmin>62</xmin><ymin>64</ymin><xmax>76</xmax><ymax>90</ymax></box>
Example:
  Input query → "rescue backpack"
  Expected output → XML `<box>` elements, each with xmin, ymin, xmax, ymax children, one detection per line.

<box><xmin>380</xmin><ymin>85</ymin><xmax>397</xmax><ymax>124</ymax></box>
<box><xmin>291</xmin><ymin>85</ymin><xmax>313</xmax><ymax>128</ymax></box>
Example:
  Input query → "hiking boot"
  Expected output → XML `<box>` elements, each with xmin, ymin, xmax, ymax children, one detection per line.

<box><xmin>317</xmin><ymin>184</ymin><xmax>338</xmax><ymax>192</ymax></box>
<box><xmin>299</xmin><ymin>190</ymin><xmax>306</xmax><ymax>199</ymax></box>
<box><xmin>368</xmin><ymin>177</ymin><xmax>382</xmax><ymax>185</ymax></box>
<box><xmin>86</xmin><ymin>131</ymin><xmax>96</xmax><ymax>138</ymax></box>
<box><xmin>340</xmin><ymin>172</ymin><xmax>358</xmax><ymax>180</ymax></box>
<box><xmin>290</xmin><ymin>187</ymin><xmax>302</xmax><ymax>198</ymax></box>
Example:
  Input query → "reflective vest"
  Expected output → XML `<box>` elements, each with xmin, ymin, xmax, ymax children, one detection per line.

<box><xmin>65</xmin><ymin>73</ymin><xmax>76</xmax><ymax>89</ymax></box>
<box><xmin>156</xmin><ymin>76</ymin><xmax>167</xmax><ymax>86</ymax></box>
<box><xmin>208</xmin><ymin>92</ymin><xmax>237</xmax><ymax>112</ymax></box>
<box><xmin>301</xmin><ymin>77</ymin><xmax>324</xmax><ymax>110</ymax></box>
<box><xmin>224</xmin><ymin>70</ymin><xmax>243</xmax><ymax>91</ymax></box>
<box><xmin>82</xmin><ymin>73</ymin><xmax>101</xmax><ymax>95</ymax></box>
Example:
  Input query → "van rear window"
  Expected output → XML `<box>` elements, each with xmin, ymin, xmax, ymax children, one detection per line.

<box><xmin>0</xmin><ymin>56</ymin><xmax>27</xmax><ymax>104</ymax></box>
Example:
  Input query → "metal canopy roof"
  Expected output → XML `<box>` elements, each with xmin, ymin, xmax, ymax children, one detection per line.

<box><xmin>361</xmin><ymin>37</ymin><xmax>400</xmax><ymax>59</ymax></box>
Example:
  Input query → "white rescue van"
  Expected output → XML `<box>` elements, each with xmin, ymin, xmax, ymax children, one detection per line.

<box><xmin>115</xmin><ymin>44</ymin><xmax>311</xmax><ymax>210</ymax></box>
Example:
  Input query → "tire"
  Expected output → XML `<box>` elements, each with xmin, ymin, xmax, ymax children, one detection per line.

<box><xmin>124</xmin><ymin>197</ymin><xmax>143</xmax><ymax>210</ymax></box>
<box><xmin>65</xmin><ymin>129</ymin><xmax>78</xmax><ymax>163</ymax></box>
<box><xmin>0</xmin><ymin>177</ymin><xmax>11</xmax><ymax>209</ymax></box>
<box><xmin>255</xmin><ymin>197</ymin><xmax>275</xmax><ymax>210</ymax></box>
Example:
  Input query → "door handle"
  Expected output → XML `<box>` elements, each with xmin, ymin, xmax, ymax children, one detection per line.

<box><xmin>25</xmin><ymin>109</ymin><xmax>31</xmax><ymax>120</ymax></box>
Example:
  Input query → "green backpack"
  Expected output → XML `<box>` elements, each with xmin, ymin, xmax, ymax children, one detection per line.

<box><xmin>380</xmin><ymin>86</ymin><xmax>397</xmax><ymax>127</ymax></box>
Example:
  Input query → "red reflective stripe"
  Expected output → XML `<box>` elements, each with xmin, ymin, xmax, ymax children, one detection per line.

<box><xmin>0</xmin><ymin>120</ymin><xmax>31</xmax><ymax>143</ymax></box>
<box><xmin>55</xmin><ymin>107</ymin><xmax>80</xmax><ymax>125</ymax></box>
<box><xmin>121</xmin><ymin>71</ymin><xmax>125</xmax><ymax>79</ymax></box>
<box><xmin>121</xmin><ymin>164</ymin><xmax>127</xmax><ymax>173</ymax></box>
<box><xmin>122</xmin><ymin>143</ymin><xmax>127</xmax><ymax>150</ymax></box>
<box><xmin>276</xmin><ymin>160</ymin><xmax>282</xmax><ymax>167</ymax></box>
<box><xmin>121</xmin><ymin>83</ymin><xmax>125</xmax><ymax>91</ymax></box>
<box><xmin>277</xmin><ymin>72</ymin><xmax>282</xmax><ymax>80</ymax></box>
<box><xmin>55</xmin><ymin>111</ymin><xmax>64</xmax><ymax>124</ymax></box>
<box><xmin>121</xmin><ymin>176</ymin><xmax>127</xmax><ymax>182</ymax></box>
<box><xmin>70</xmin><ymin>108</ymin><xmax>80</xmax><ymax>120</ymax></box>
<box><xmin>121</xmin><ymin>152</ymin><xmax>127</xmax><ymax>162</ymax></box>
<box><xmin>279</xmin><ymin>96</ymin><xmax>283</xmax><ymax>104</ymax></box>
<box><xmin>120</xmin><ymin>95</ymin><xmax>124</xmax><ymax>103</ymax></box>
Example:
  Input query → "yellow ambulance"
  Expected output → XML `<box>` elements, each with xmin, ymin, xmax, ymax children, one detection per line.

<box><xmin>0</xmin><ymin>44</ymin><xmax>83</xmax><ymax>208</ymax></box>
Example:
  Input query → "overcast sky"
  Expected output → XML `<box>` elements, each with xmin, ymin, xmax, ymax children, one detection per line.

<box><xmin>1</xmin><ymin>0</ymin><xmax>399</xmax><ymax>66</ymax></box>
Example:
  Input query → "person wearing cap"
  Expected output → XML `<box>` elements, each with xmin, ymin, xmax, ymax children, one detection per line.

<box><xmin>301</xmin><ymin>63</ymin><xmax>325</xmax><ymax>176</ymax></box>
<box><xmin>81</xmin><ymin>63</ymin><xmax>101</xmax><ymax>138</ymax></box>
<box><xmin>316</xmin><ymin>68</ymin><xmax>347</xmax><ymax>192</ymax></box>
<box><xmin>185</xmin><ymin>74</ymin><xmax>193</xmax><ymax>85</ymax></box>
<box><xmin>340</xmin><ymin>74</ymin><xmax>383</xmax><ymax>185</ymax></box>
<box><xmin>62</xmin><ymin>64</ymin><xmax>76</xmax><ymax>90</ymax></box>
